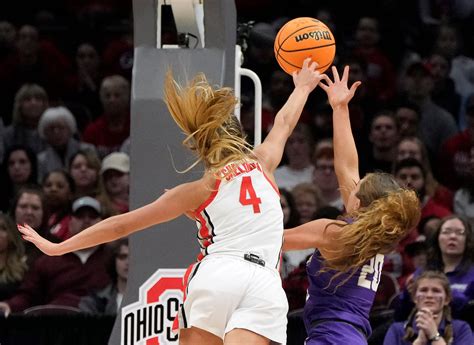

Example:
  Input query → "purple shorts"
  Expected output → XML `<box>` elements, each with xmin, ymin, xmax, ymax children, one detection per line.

<box><xmin>305</xmin><ymin>320</ymin><xmax>367</xmax><ymax>345</ymax></box>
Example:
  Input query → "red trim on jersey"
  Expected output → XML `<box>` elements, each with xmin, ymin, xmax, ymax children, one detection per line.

<box><xmin>196</xmin><ymin>211</ymin><xmax>211</xmax><ymax>241</ymax></box>
<box><xmin>261</xmin><ymin>169</ymin><xmax>280</xmax><ymax>196</ymax></box>
<box><xmin>194</xmin><ymin>179</ymin><xmax>221</xmax><ymax>213</ymax></box>
<box><xmin>193</xmin><ymin>179</ymin><xmax>219</xmax><ymax>258</ymax></box>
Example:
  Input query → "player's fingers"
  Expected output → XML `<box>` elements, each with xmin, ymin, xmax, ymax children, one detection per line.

<box><xmin>319</xmin><ymin>80</ymin><xmax>329</xmax><ymax>91</ymax></box>
<box><xmin>309</xmin><ymin>60</ymin><xmax>319</xmax><ymax>71</ymax></box>
<box><xmin>17</xmin><ymin>224</ymin><xmax>30</xmax><ymax>236</ymax></box>
<box><xmin>320</xmin><ymin>74</ymin><xmax>333</xmax><ymax>85</ymax></box>
<box><xmin>302</xmin><ymin>57</ymin><xmax>311</xmax><ymax>69</ymax></box>
<box><xmin>350</xmin><ymin>81</ymin><xmax>362</xmax><ymax>94</ymax></box>
<box><xmin>342</xmin><ymin>65</ymin><xmax>350</xmax><ymax>83</ymax></box>
<box><xmin>332</xmin><ymin>66</ymin><xmax>340</xmax><ymax>82</ymax></box>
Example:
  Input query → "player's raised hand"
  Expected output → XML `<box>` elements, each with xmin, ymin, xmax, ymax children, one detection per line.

<box><xmin>18</xmin><ymin>224</ymin><xmax>61</xmax><ymax>256</ymax></box>
<box><xmin>292</xmin><ymin>58</ymin><xmax>324</xmax><ymax>93</ymax></box>
<box><xmin>320</xmin><ymin>65</ymin><xmax>361</xmax><ymax>109</ymax></box>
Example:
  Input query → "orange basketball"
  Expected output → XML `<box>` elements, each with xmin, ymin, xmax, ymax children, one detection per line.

<box><xmin>274</xmin><ymin>17</ymin><xmax>336</xmax><ymax>75</ymax></box>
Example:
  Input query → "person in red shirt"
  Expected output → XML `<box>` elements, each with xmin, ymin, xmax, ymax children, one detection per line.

<box><xmin>82</xmin><ymin>75</ymin><xmax>130</xmax><ymax>158</ymax></box>
<box><xmin>352</xmin><ymin>17</ymin><xmax>397</xmax><ymax>103</ymax></box>
<box><xmin>437</xmin><ymin>94</ymin><xmax>474</xmax><ymax>190</ymax></box>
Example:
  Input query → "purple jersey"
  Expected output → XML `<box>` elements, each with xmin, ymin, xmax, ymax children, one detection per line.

<box><xmin>304</xmin><ymin>250</ymin><xmax>384</xmax><ymax>338</ymax></box>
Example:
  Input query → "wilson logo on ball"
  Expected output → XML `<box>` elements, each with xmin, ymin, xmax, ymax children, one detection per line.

<box><xmin>295</xmin><ymin>30</ymin><xmax>332</xmax><ymax>43</ymax></box>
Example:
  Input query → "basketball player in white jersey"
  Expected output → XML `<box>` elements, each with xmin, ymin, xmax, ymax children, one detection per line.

<box><xmin>18</xmin><ymin>58</ymin><xmax>323</xmax><ymax>345</ymax></box>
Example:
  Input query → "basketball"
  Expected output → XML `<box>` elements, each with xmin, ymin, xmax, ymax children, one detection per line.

<box><xmin>274</xmin><ymin>17</ymin><xmax>336</xmax><ymax>75</ymax></box>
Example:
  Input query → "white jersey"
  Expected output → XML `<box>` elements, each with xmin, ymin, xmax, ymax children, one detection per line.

<box><xmin>194</xmin><ymin>161</ymin><xmax>284</xmax><ymax>269</ymax></box>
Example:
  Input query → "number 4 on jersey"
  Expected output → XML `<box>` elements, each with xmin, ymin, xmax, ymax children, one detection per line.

<box><xmin>239</xmin><ymin>176</ymin><xmax>262</xmax><ymax>213</ymax></box>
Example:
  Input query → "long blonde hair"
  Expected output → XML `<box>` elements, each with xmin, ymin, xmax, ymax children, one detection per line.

<box><xmin>324</xmin><ymin>173</ymin><xmax>421</xmax><ymax>273</ymax></box>
<box><xmin>164</xmin><ymin>70</ymin><xmax>255</xmax><ymax>175</ymax></box>
<box><xmin>0</xmin><ymin>214</ymin><xmax>28</xmax><ymax>283</ymax></box>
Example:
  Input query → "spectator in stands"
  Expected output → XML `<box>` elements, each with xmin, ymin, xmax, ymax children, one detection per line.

<box><xmin>274</xmin><ymin>123</ymin><xmax>314</xmax><ymax>191</ymax></box>
<box><xmin>427</xmin><ymin>52</ymin><xmax>462</xmax><ymax>123</ymax></box>
<box><xmin>384</xmin><ymin>271</ymin><xmax>473</xmax><ymax>345</ymax></box>
<box><xmin>36</xmin><ymin>106</ymin><xmax>95</xmax><ymax>181</ymax></box>
<box><xmin>394</xmin><ymin>100</ymin><xmax>422</xmax><ymax>138</ymax></box>
<box><xmin>2</xmin><ymin>83</ymin><xmax>49</xmax><ymax>154</ymax></box>
<box><xmin>359</xmin><ymin>111</ymin><xmax>399</xmax><ymax>175</ymax></box>
<box><xmin>394</xmin><ymin>158</ymin><xmax>451</xmax><ymax>223</ymax></box>
<box><xmin>0</xmin><ymin>145</ymin><xmax>38</xmax><ymax>212</ymax></box>
<box><xmin>291</xmin><ymin>182</ymin><xmax>325</xmax><ymax>225</ymax></box>
<box><xmin>399</xmin><ymin>61</ymin><xmax>458</xmax><ymax>159</ymax></box>
<box><xmin>0</xmin><ymin>196</ymin><xmax>110</xmax><ymax>315</ymax></box>
<box><xmin>100</xmin><ymin>152</ymin><xmax>129</xmax><ymax>214</ymax></box>
<box><xmin>82</xmin><ymin>75</ymin><xmax>130</xmax><ymax>158</ymax></box>
<box><xmin>0</xmin><ymin>213</ymin><xmax>28</xmax><ymax>300</ymax></box>
<box><xmin>68</xmin><ymin>149</ymin><xmax>103</xmax><ymax>199</ymax></box>
<box><xmin>453</xmin><ymin>146</ymin><xmax>474</xmax><ymax>223</ymax></box>
<box><xmin>396</xmin><ymin>137</ymin><xmax>453</xmax><ymax>211</ymax></box>
<box><xmin>312</xmin><ymin>143</ymin><xmax>343</xmax><ymax>211</ymax></box>
<box><xmin>352</xmin><ymin>16</ymin><xmax>397</xmax><ymax>103</ymax></box>
<box><xmin>42</xmin><ymin>170</ymin><xmax>75</xmax><ymax>237</ymax></box>
<box><xmin>10</xmin><ymin>186</ymin><xmax>46</xmax><ymax>267</ymax></box>
<box><xmin>64</xmin><ymin>41</ymin><xmax>104</xmax><ymax>124</ymax></box>
<box><xmin>433</xmin><ymin>23</ymin><xmax>474</xmax><ymax>100</ymax></box>
<box><xmin>79</xmin><ymin>237</ymin><xmax>128</xmax><ymax>315</ymax></box>
<box><xmin>395</xmin><ymin>215</ymin><xmax>474</xmax><ymax>320</ymax></box>
<box><xmin>437</xmin><ymin>93</ymin><xmax>474</xmax><ymax>191</ymax></box>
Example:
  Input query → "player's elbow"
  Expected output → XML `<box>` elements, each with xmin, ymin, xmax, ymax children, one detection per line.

<box><xmin>109</xmin><ymin>214</ymin><xmax>132</xmax><ymax>239</ymax></box>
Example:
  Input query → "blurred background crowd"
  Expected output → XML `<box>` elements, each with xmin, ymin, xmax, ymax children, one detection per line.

<box><xmin>0</xmin><ymin>0</ymin><xmax>473</xmax><ymax>344</ymax></box>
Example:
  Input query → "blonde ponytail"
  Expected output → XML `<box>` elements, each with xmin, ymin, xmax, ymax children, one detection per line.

<box><xmin>163</xmin><ymin>70</ymin><xmax>255</xmax><ymax>175</ymax></box>
<box><xmin>324</xmin><ymin>188</ymin><xmax>420</xmax><ymax>273</ymax></box>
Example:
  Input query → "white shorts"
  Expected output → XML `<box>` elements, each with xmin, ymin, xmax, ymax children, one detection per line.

<box><xmin>176</xmin><ymin>254</ymin><xmax>288</xmax><ymax>344</ymax></box>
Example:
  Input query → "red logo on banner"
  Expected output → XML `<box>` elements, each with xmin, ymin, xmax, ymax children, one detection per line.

<box><xmin>121</xmin><ymin>269</ymin><xmax>185</xmax><ymax>345</ymax></box>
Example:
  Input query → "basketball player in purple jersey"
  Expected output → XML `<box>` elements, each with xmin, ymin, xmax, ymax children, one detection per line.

<box><xmin>283</xmin><ymin>66</ymin><xmax>421</xmax><ymax>344</ymax></box>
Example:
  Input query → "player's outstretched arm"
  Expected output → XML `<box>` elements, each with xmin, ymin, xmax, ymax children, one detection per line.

<box><xmin>319</xmin><ymin>66</ymin><xmax>361</xmax><ymax>209</ymax></box>
<box><xmin>18</xmin><ymin>179</ymin><xmax>208</xmax><ymax>256</ymax></box>
<box><xmin>254</xmin><ymin>58</ymin><xmax>322</xmax><ymax>173</ymax></box>
<box><xmin>283</xmin><ymin>218</ymin><xmax>343</xmax><ymax>251</ymax></box>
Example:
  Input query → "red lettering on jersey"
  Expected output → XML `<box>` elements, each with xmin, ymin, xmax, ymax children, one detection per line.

<box><xmin>239</xmin><ymin>176</ymin><xmax>262</xmax><ymax>213</ymax></box>
<box><xmin>224</xmin><ymin>162</ymin><xmax>262</xmax><ymax>181</ymax></box>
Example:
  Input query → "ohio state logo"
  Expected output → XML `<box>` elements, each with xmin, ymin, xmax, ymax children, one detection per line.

<box><xmin>121</xmin><ymin>269</ymin><xmax>186</xmax><ymax>345</ymax></box>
